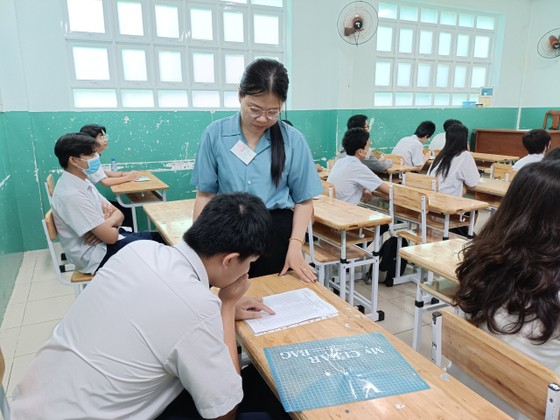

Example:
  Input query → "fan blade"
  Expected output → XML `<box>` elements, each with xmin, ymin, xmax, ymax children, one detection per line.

<box><xmin>344</xmin><ymin>26</ymin><xmax>357</xmax><ymax>36</ymax></box>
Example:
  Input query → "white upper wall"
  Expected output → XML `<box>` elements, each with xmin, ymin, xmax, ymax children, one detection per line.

<box><xmin>0</xmin><ymin>0</ymin><xmax>558</xmax><ymax>111</ymax></box>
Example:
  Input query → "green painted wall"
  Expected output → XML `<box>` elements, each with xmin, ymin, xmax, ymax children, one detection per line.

<box><xmin>0</xmin><ymin>113</ymin><xmax>24</xmax><ymax>319</ymax></box>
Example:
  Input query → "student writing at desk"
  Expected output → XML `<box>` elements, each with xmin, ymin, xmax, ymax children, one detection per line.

<box><xmin>191</xmin><ymin>59</ymin><xmax>323</xmax><ymax>282</ymax></box>
<box><xmin>12</xmin><ymin>193</ymin><xmax>284</xmax><ymax>420</ymax></box>
<box><xmin>392</xmin><ymin>120</ymin><xmax>435</xmax><ymax>170</ymax></box>
<box><xmin>455</xmin><ymin>160</ymin><xmax>560</xmax><ymax>374</ymax></box>
<box><xmin>50</xmin><ymin>133</ymin><xmax>163</xmax><ymax>274</ymax></box>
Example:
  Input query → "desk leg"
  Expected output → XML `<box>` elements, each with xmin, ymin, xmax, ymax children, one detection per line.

<box><xmin>369</xmin><ymin>225</ymin><xmax>382</xmax><ymax>322</ymax></box>
<box><xmin>467</xmin><ymin>211</ymin><xmax>476</xmax><ymax>238</ymax></box>
<box><xmin>443</xmin><ymin>215</ymin><xmax>450</xmax><ymax>240</ymax></box>
<box><xmin>339</xmin><ymin>231</ymin><xmax>348</xmax><ymax>301</ymax></box>
<box><xmin>116</xmin><ymin>193</ymin><xmax>139</xmax><ymax>232</ymax></box>
<box><xmin>412</xmin><ymin>267</ymin><xmax>427</xmax><ymax>351</ymax></box>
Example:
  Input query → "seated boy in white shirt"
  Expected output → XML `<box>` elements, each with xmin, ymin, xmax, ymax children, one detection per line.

<box><xmin>392</xmin><ymin>121</ymin><xmax>436</xmax><ymax>170</ymax></box>
<box><xmin>328</xmin><ymin>128</ymin><xmax>390</xmax><ymax>204</ymax></box>
<box><xmin>512</xmin><ymin>129</ymin><xmax>551</xmax><ymax>170</ymax></box>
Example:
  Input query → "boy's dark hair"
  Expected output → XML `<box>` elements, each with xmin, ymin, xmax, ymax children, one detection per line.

<box><xmin>184</xmin><ymin>193</ymin><xmax>271</xmax><ymax>259</ymax></box>
<box><xmin>54</xmin><ymin>133</ymin><xmax>99</xmax><ymax>169</ymax></box>
<box><xmin>414</xmin><ymin>121</ymin><xmax>436</xmax><ymax>138</ymax></box>
<box><xmin>543</xmin><ymin>146</ymin><xmax>560</xmax><ymax>162</ymax></box>
<box><xmin>443</xmin><ymin>119</ymin><xmax>462</xmax><ymax>131</ymax></box>
<box><xmin>342</xmin><ymin>128</ymin><xmax>369</xmax><ymax>156</ymax></box>
<box><xmin>522</xmin><ymin>129</ymin><xmax>551</xmax><ymax>154</ymax></box>
<box><xmin>80</xmin><ymin>124</ymin><xmax>107</xmax><ymax>138</ymax></box>
<box><xmin>347</xmin><ymin>114</ymin><xmax>368</xmax><ymax>130</ymax></box>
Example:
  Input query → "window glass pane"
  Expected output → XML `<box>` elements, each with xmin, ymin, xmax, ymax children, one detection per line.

<box><xmin>471</xmin><ymin>66</ymin><xmax>487</xmax><ymax>87</ymax></box>
<box><xmin>224</xmin><ymin>91</ymin><xmax>239</xmax><ymax>107</ymax></box>
<box><xmin>192</xmin><ymin>90</ymin><xmax>220</xmax><ymax>107</ymax></box>
<box><xmin>191</xmin><ymin>9</ymin><xmax>213</xmax><ymax>40</ymax></box>
<box><xmin>458</xmin><ymin>14</ymin><xmax>474</xmax><ymax>27</ymax></box>
<box><xmin>474</xmin><ymin>36</ymin><xmax>490</xmax><ymax>58</ymax></box>
<box><xmin>440</xmin><ymin>11</ymin><xmax>456</xmax><ymax>26</ymax></box>
<box><xmin>469</xmin><ymin>93</ymin><xmax>479</xmax><ymax>102</ymax></box>
<box><xmin>252</xmin><ymin>0</ymin><xmax>282</xmax><ymax>6</ymax></box>
<box><xmin>436</xmin><ymin>64</ymin><xmax>449</xmax><ymax>88</ymax></box>
<box><xmin>396</xmin><ymin>63</ymin><xmax>411</xmax><ymax>87</ymax></box>
<box><xmin>73</xmin><ymin>89</ymin><xmax>116</xmax><ymax>108</ymax></box>
<box><xmin>378</xmin><ymin>3</ymin><xmax>397</xmax><ymax>19</ymax></box>
<box><xmin>375</xmin><ymin>61</ymin><xmax>391</xmax><ymax>86</ymax></box>
<box><xmin>399</xmin><ymin>28</ymin><xmax>413</xmax><ymax>53</ymax></box>
<box><xmin>226</xmin><ymin>0</ymin><xmax>247</xmax><ymax>3</ymax></box>
<box><xmin>417</xmin><ymin>63</ymin><xmax>431</xmax><ymax>87</ymax></box>
<box><xmin>452</xmin><ymin>93</ymin><xmax>468</xmax><ymax>106</ymax></box>
<box><xmin>122</xmin><ymin>89</ymin><xmax>154</xmax><ymax>107</ymax></box>
<box><xmin>456</xmin><ymin>34</ymin><xmax>469</xmax><ymax>57</ymax></box>
<box><xmin>418</xmin><ymin>30</ymin><xmax>432</xmax><ymax>54</ymax></box>
<box><xmin>415</xmin><ymin>93</ymin><xmax>432</xmax><ymax>106</ymax></box>
<box><xmin>420</xmin><ymin>8</ymin><xmax>437</xmax><ymax>24</ymax></box>
<box><xmin>158</xmin><ymin>90</ymin><xmax>188</xmax><ymax>107</ymax></box>
<box><xmin>122</xmin><ymin>49</ymin><xmax>147</xmax><ymax>81</ymax></box>
<box><xmin>434</xmin><ymin>93</ymin><xmax>450</xmax><ymax>106</ymax></box>
<box><xmin>376</xmin><ymin>26</ymin><xmax>393</xmax><ymax>52</ymax></box>
<box><xmin>73</xmin><ymin>47</ymin><xmax>110</xmax><ymax>80</ymax></box>
<box><xmin>158</xmin><ymin>51</ymin><xmax>182</xmax><ymax>82</ymax></box>
<box><xmin>476</xmin><ymin>16</ymin><xmax>495</xmax><ymax>30</ymax></box>
<box><xmin>395</xmin><ymin>92</ymin><xmax>413</xmax><ymax>106</ymax></box>
<box><xmin>223</xmin><ymin>11</ymin><xmax>244</xmax><ymax>42</ymax></box>
<box><xmin>224</xmin><ymin>54</ymin><xmax>245</xmax><ymax>84</ymax></box>
<box><xmin>374</xmin><ymin>92</ymin><xmax>393</xmax><ymax>106</ymax></box>
<box><xmin>192</xmin><ymin>53</ymin><xmax>215</xmax><ymax>83</ymax></box>
<box><xmin>454</xmin><ymin>66</ymin><xmax>467</xmax><ymax>88</ymax></box>
<box><xmin>155</xmin><ymin>5</ymin><xmax>179</xmax><ymax>38</ymax></box>
<box><xmin>254</xmin><ymin>15</ymin><xmax>279</xmax><ymax>44</ymax></box>
<box><xmin>438</xmin><ymin>32</ymin><xmax>451</xmax><ymax>55</ymax></box>
<box><xmin>117</xmin><ymin>1</ymin><xmax>144</xmax><ymax>36</ymax></box>
<box><xmin>400</xmin><ymin>6</ymin><xmax>418</xmax><ymax>22</ymax></box>
<box><xmin>67</xmin><ymin>0</ymin><xmax>105</xmax><ymax>33</ymax></box>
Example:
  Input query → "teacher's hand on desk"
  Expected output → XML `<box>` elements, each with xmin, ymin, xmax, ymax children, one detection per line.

<box><xmin>280</xmin><ymin>241</ymin><xmax>317</xmax><ymax>283</ymax></box>
<box><xmin>235</xmin><ymin>297</ymin><xmax>275</xmax><ymax>320</ymax></box>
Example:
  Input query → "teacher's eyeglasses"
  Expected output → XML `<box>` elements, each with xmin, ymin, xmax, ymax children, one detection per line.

<box><xmin>245</xmin><ymin>104</ymin><xmax>281</xmax><ymax>121</ymax></box>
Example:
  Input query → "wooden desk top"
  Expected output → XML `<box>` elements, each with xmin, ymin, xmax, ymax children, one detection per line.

<box><xmin>143</xmin><ymin>199</ymin><xmax>195</xmax><ymax>245</ymax></box>
<box><xmin>237</xmin><ymin>273</ymin><xmax>506</xmax><ymax>419</ymax></box>
<box><xmin>313</xmin><ymin>195</ymin><xmax>391</xmax><ymax>231</ymax></box>
<box><xmin>470</xmin><ymin>152</ymin><xmax>518</xmax><ymax>163</ymax></box>
<box><xmin>468</xmin><ymin>178</ymin><xmax>510</xmax><ymax>197</ymax></box>
<box><xmin>399</xmin><ymin>238</ymin><xmax>467</xmax><ymax>283</ymax></box>
<box><xmin>399</xmin><ymin>185</ymin><xmax>489</xmax><ymax>215</ymax></box>
<box><xmin>110</xmin><ymin>170</ymin><xmax>169</xmax><ymax>194</ymax></box>
<box><xmin>385</xmin><ymin>163</ymin><xmax>418</xmax><ymax>174</ymax></box>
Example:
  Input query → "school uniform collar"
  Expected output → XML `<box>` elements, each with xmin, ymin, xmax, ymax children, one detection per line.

<box><xmin>173</xmin><ymin>241</ymin><xmax>210</xmax><ymax>287</ymax></box>
<box><xmin>222</xmin><ymin>112</ymin><xmax>271</xmax><ymax>153</ymax></box>
<box><xmin>60</xmin><ymin>170</ymin><xmax>96</xmax><ymax>192</ymax></box>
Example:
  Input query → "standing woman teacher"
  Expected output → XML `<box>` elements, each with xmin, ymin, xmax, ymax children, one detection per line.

<box><xmin>191</xmin><ymin>59</ymin><xmax>323</xmax><ymax>282</ymax></box>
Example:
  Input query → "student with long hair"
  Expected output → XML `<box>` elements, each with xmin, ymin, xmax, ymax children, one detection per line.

<box><xmin>427</xmin><ymin>123</ymin><xmax>479</xmax><ymax>197</ymax></box>
<box><xmin>455</xmin><ymin>160</ymin><xmax>560</xmax><ymax>374</ymax></box>
<box><xmin>191</xmin><ymin>59</ymin><xmax>323</xmax><ymax>282</ymax></box>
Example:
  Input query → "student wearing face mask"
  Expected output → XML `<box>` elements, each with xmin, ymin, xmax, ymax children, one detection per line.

<box><xmin>327</xmin><ymin>128</ymin><xmax>390</xmax><ymax>204</ymax></box>
<box><xmin>50</xmin><ymin>133</ymin><xmax>164</xmax><ymax>275</ymax></box>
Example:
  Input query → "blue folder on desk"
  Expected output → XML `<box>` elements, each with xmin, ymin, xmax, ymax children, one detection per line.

<box><xmin>264</xmin><ymin>332</ymin><xmax>430</xmax><ymax>412</ymax></box>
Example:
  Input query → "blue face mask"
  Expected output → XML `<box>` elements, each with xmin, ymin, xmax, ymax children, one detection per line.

<box><xmin>79</xmin><ymin>154</ymin><xmax>102</xmax><ymax>175</ymax></box>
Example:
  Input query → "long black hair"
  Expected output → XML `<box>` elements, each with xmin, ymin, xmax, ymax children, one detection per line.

<box><xmin>239</xmin><ymin>59</ymin><xmax>289</xmax><ymax>187</ymax></box>
<box><xmin>430</xmin><ymin>123</ymin><xmax>468</xmax><ymax>178</ymax></box>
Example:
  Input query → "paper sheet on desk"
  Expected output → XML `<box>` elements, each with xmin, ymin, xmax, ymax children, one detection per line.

<box><xmin>135</xmin><ymin>176</ymin><xmax>151</xmax><ymax>182</ymax></box>
<box><xmin>245</xmin><ymin>288</ymin><xmax>338</xmax><ymax>335</ymax></box>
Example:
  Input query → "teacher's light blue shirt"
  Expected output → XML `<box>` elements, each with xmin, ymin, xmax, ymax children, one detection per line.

<box><xmin>191</xmin><ymin>113</ymin><xmax>322</xmax><ymax>209</ymax></box>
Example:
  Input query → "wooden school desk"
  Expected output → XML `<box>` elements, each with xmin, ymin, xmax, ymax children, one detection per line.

<box><xmin>474</xmin><ymin>128</ymin><xmax>560</xmax><ymax>157</ymax></box>
<box><xmin>467</xmin><ymin>178</ymin><xmax>510</xmax><ymax>209</ymax></box>
<box><xmin>470</xmin><ymin>151</ymin><xmax>519</xmax><ymax>172</ymax></box>
<box><xmin>237</xmin><ymin>273</ymin><xmax>507</xmax><ymax>419</ymax></box>
<box><xmin>382</xmin><ymin>163</ymin><xmax>418</xmax><ymax>182</ymax></box>
<box><xmin>143</xmin><ymin>199</ymin><xmax>195</xmax><ymax>245</ymax></box>
<box><xmin>111</xmin><ymin>170</ymin><xmax>169</xmax><ymax>231</ymax></box>
<box><xmin>312</xmin><ymin>195</ymin><xmax>391</xmax><ymax>321</ymax></box>
<box><xmin>399</xmin><ymin>239</ymin><xmax>467</xmax><ymax>350</ymax></box>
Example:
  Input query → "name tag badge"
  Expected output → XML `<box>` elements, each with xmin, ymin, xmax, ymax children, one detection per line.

<box><xmin>231</xmin><ymin>140</ymin><xmax>257</xmax><ymax>165</ymax></box>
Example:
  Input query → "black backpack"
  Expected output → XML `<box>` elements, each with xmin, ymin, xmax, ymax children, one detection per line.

<box><xmin>379</xmin><ymin>236</ymin><xmax>408</xmax><ymax>287</ymax></box>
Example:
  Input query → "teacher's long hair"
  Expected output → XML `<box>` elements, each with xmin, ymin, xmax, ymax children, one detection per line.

<box><xmin>239</xmin><ymin>59</ymin><xmax>288</xmax><ymax>187</ymax></box>
<box><xmin>454</xmin><ymin>160</ymin><xmax>560</xmax><ymax>343</ymax></box>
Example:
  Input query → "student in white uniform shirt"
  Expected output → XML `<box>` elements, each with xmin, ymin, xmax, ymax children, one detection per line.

<box><xmin>12</xmin><ymin>192</ymin><xmax>285</xmax><ymax>420</ymax></box>
<box><xmin>512</xmin><ymin>128</ymin><xmax>551</xmax><ymax>171</ymax></box>
<box><xmin>327</xmin><ymin>128</ymin><xmax>390</xmax><ymax>204</ymax></box>
<box><xmin>391</xmin><ymin>121</ymin><xmax>435</xmax><ymax>170</ymax></box>
<box><xmin>428</xmin><ymin>119</ymin><xmax>462</xmax><ymax>152</ymax></box>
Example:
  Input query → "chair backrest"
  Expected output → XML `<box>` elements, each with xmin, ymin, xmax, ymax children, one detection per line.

<box><xmin>45</xmin><ymin>174</ymin><xmax>55</xmax><ymax>204</ymax></box>
<box><xmin>490</xmin><ymin>163</ymin><xmax>515</xmax><ymax>181</ymax></box>
<box><xmin>0</xmin><ymin>346</ymin><xmax>10</xmax><ymax>420</ymax></box>
<box><xmin>432</xmin><ymin>311</ymin><xmax>560</xmax><ymax>420</ymax></box>
<box><xmin>543</xmin><ymin>110</ymin><xmax>560</xmax><ymax>130</ymax></box>
<box><xmin>321</xmin><ymin>180</ymin><xmax>336</xmax><ymax>198</ymax></box>
<box><xmin>402</xmin><ymin>172</ymin><xmax>438</xmax><ymax>191</ymax></box>
<box><xmin>389</xmin><ymin>184</ymin><xmax>429</xmax><ymax>243</ymax></box>
<box><xmin>382</xmin><ymin>154</ymin><xmax>404</xmax><ymax>165</ymax></box>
